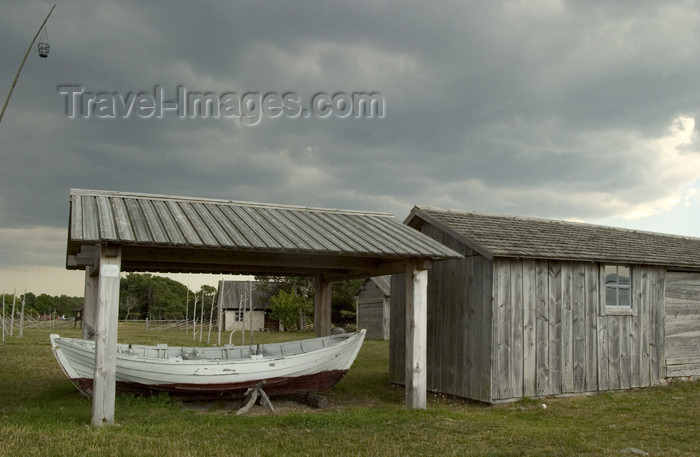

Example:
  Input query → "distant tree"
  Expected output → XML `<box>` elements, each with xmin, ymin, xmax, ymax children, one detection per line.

<box><xmin>196</xmin><ymin>284</ymin><xmax>218</xmax><ymax>321</ymax></box>
<box><xmin>120</xmin><ymin>293</ymin><xmax>139</xmax><ymax>320</ymax></box>
<box><xmin>256</xmin><ymin>276</ymin><xmax>362</xmax><ymax>329</ymax></box>
<box><xmin>256</xmin><ymin>276</ymin><xmax>314</xmax><ymax>329</ymax></box>
<box><xmin>119</xmin><ymin>273</ymin><xmax>189</xmax><ymax>319</ymax></box>
<box><xmin>331</xmin><ymin>279</ymin><xmax>362</xmax><ymax>327</ymax></box>
<box><xmin>33</xmin><ymin>293</ymin><xmax>54</xmax><ymax>316</ymax></box>
<box><xmin>21</xmin><ymin>292</ymin><xmax>36</xmax><ymax>315</ymax></box>
<box><xmin>269</xmin><ymin>290</ymin><xmax>310</xmax><ymax>331</ymax></box>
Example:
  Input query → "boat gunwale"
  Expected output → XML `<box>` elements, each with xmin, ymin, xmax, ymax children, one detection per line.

<box><xmin>50</xmin><ymin>330</ymin><xmax>366</xmax><ymax>367</ymax></box>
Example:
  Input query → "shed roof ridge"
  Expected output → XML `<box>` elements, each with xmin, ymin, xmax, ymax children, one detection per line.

<box><xmin>414</xmin><ymin>206</ymin><xmax>700</xmax><ymax>242</ymax></box>
<box><xmin>70</xmin><ymin>188</ymin><xmax>394</xmax><ymax>217</ymax></box>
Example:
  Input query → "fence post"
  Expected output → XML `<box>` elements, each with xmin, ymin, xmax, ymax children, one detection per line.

<box><xmin>19</xmin><ymin>291</ymin><xmax>25</xmax><ymax>338</ymax></box>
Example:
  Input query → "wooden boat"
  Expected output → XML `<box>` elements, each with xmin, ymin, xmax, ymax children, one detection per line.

<box><xmin>50</xmin><ymin>330</ymin><xmax>366</xmax><ymax>399</ymax></box>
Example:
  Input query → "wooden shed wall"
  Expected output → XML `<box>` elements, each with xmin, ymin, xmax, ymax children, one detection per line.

<box><xmin>223</xmin><ymin>310</ymin><xmax>266</xmax><ymax>332</ymax></box>
<box><xmin>665</xmin><ymin>271</ymin><xmax>700</xmax><ymax>377</ymax></box>
<box><xmin>357</xmin><ymin>281</ymin><xmax>389</xmax><ymax>340</ymax></box>
<box><xmin>390</xmin><ymin>224</ymin><xmax>494</xmax><ymax>402</ymax></box>
<box><xmin>389</xmin><ymin>273</ymin><xmax>406</xmax><ymax>386</ymax></box>
<box><xmin>491</xmin><ymin>259</ymin><xmax>666</xmax><ymax>402</ymax></box>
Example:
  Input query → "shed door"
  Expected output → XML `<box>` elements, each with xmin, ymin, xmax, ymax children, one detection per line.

<box><xmin>665</xmin><ymin>272</ymin><xmax>700</xmax><ymax>377</ymax></box>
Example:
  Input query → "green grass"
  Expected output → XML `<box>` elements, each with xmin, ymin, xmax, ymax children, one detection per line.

<box><xmin>1</xmin><ymin>325</ymin><xmax>699</xmax><ymax>456</ymax></box>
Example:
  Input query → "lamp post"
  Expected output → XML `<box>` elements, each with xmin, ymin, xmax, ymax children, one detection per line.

<box><xmin>0</xmin><ymin>4</ymin><xmax>56</xmax><ymax>129</ymax></box>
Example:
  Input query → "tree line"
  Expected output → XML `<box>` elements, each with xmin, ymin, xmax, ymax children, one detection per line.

<box><xmin>1</xmin><ymin>273</ymin><xmax>365</xmax><ymax>329</ymax></box>
<box><xmin>1</xmin><ymin>292</ymin><xmax>82</xmax><ymax>319</ymax></box>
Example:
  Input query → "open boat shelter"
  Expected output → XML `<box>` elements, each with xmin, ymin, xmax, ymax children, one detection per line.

<box><xmin>65</xmin><ymin>189</ymin><xmax>461</xmax><ymax>426</ymax></box>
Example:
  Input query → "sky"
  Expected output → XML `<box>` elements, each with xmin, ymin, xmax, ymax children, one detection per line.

<box><xmin>2</xmin><ymin>0</ymin><xmax>700</xmax><ymax>296</ymax></box>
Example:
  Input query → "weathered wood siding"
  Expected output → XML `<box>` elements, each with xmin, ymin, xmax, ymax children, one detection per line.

<box><xmin>665</xmin><ymin>271</ymin><xmax>700</xmax><ymax>377</ymax></box>
<box><xmin>390</xmin><ymin>224</ymin><xmax>494</xmax><ymax>402</ymax></box>
<box><xmin>391</xmin><ymin>218</ymin><xmax>669</xmax><ymax>403</ymax></box>
<box><xmin>357</xmin><ymin>281</ymin><xmax>389</xmax><ymax>339</ymax></box>
<box><xmin>491</xmin><ymin>260</ymin><xmax>666</xmax><ymax>401</ymax></box>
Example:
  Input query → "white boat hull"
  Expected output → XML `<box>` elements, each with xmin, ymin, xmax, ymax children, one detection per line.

<box><xmin>50</xmin><ymin>330</ymin><xmax>366</xmax><ymax>398</ymax></box>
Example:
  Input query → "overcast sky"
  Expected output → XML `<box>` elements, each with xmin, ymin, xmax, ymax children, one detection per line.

<box><xmin>2</xmin><ymin>0</ymin><xmax>700</xmax><ymax>296</ymax></box>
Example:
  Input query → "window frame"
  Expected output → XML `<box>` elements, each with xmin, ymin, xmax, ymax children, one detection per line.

<box><xmin>600</xmin><ymin>264</ymin><xmax>635</xmax><ymax>316</ymax></box>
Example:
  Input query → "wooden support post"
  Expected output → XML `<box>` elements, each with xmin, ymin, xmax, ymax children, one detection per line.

<box><xmin>405</xmin><ymin>262</ymin><xmax>428</xmax><ymax>409</ymax></box>
<box><xmin>314</xmin><ymin>275</ymin><xmax>332</xmax><ymax>337</ymax></box>
<box><xmin>83</xmin><ymin>269</ymin><xmax>98</xmax><ymax>340</ymax></box>
<box><xmin>91</xmin><ymin>244</ymin><xmax>121</xmax><ymax>427</ymax></box>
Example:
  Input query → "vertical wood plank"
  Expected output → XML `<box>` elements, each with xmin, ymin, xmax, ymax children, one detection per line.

<box><xmin>608</xmin><ymin>317</ymin><xmax>621</xmax><ymax>389</ymax></box>
<box><xmin>638</xmin><ymin>267</ymin><xmax>651</xmax><ymax>386</ymax></box>
<box><xmin>548</xmin><ymin>262</ymin><xmax>562</xmax><ymax>395</ymax></box>
<box><xmin>92</xmin><ymin>244</ymin><xmax>121</xmax><ymax>427</ymax></box>
<box><xmin>535</xmin><ymin>260</ymin><xmax>549</xmax><ymax>396</ymax></box>
<box><xmin>383</xmin><ymin>296</ymin><xmax>390</xmax><ymax>341</ymax></box>
<box><xmin>83</xmin><ymin>269</ymin><xmax>97</xmax><ymax>340</ymax></box>
<box><xmin>585</xmin><ymin>263</ymin><xmax>599</xmax><ymax>392</ymax></box>
<box><xmin>478</xmin><ymin>257</ymin><xmax>495</xmax><ymax>402</ymax></box>
<box><xmin>597</xmin><ymin>265</ymin><xmax>610</xmax><ymax>391</ymax></box>
<box><xmin>572</xmin><ymin>263</ymin><xmax>586</xmax><ymax>392</ymax></box>
<box><xmin>657</xmin><ymin>269</ymin><xmax>666</xmax><ymax>380</ymax></box>
<box><xmin>608</xmin><ymin>315</ymin><xmax>621</xmax><ymax>390</ymax></box>
<box><xmin>522</xmin><ymin>259</ymin><xmax>537</xmax><ymax>397</ymax></box>
<box><xmin>495</xmin><ymin>259</ymin><xmax>512</xmax><ymax>400</ymax></box>
<box><xmin>629</xmin><ymin>268</ymin><xmax>642</xmax><ymax>387</ymax></box>
<box><xmin>459</xmin><ymin>254</ymin><xmax>472</xmax><ymax>398</ymax></box>
<box><xmin>511</xmin><ymin>260</ymin><xmax>524</xmax><ymax>399</ymax></box>
<box><xmin>426</xmin><ymin>263</ymin><xmax>439</xmax><ymax>391</ymax></box>
<box><xmin>561</xmin><ymin>262</ymin><xmax>574</xmax><ymax>393</ymax></box>
<box><xmin>619</xmin><ymin>315</ymin><xmax>631</xmax><ymax>389</ymax></box>
<box><xmin>650</xmin><ymin>269</ymin><xmax>665</xmax><ymax>383</ymax></box>
<box><xmin>314</xmin><ymin>275</ymin><xmax>332</xmax><ymax>337</ymax></box>
<box><xmin>405</xmin><ymin>263</ymin><xmax>428</xmax><ymax>409</ymax></box>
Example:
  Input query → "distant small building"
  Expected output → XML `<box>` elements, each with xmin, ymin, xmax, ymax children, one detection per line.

<box><xmin>356</xmin><ymin>276</ymin><xmax>391</xmax><ymax>340</ymax></box>
<box><xmin>217</xmin><ymin>280</ymin><xmax>280</xmax><ymax>332</ymax></box>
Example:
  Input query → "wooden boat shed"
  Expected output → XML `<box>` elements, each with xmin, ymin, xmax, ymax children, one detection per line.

<box><xmin>391</xmin><ymin>207</ymin><xmax>700</xmax><ymax>403</ymax></box>
<box><xmin>65</xmin><ymin>189</ymin><xmax>461</xmax><ymax>426</ymax></box>
<box><xmin>356</xmin><ymin>276</ymin><xmax>391</xmax><ymax>340</ymax></box>
<box><xmin>216</xmin><ymin>280</ymin><xmax>277</xmax><ymax>332</ymax></box>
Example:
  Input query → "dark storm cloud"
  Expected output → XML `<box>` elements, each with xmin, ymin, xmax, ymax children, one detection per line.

<box><xmin>1</xmin><ymin>0</ymin><xmax>700</xmax><ymax>274</ymax></box>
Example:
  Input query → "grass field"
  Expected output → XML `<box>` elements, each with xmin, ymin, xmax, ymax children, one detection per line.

<box><xmin>1</xmin><ymin>324</ymin><xmax>698</xmax><ymax>456</ymax></box>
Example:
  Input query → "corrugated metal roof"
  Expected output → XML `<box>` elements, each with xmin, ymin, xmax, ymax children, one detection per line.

<box><xmin>409</xmin><ymin>207</ymin><xmax>700</xmax><ymax>269</ymax></box>
<box><xmin>68</xmin><ymin>189</ymin><xmax>460</xmax><ymax>261</ymax></box>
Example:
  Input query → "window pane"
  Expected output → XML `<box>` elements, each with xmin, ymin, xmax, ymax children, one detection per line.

<box><xmin>604</xmin><ymin>264</ymin><xmax>631</xmax><ymax>308</ymax></box>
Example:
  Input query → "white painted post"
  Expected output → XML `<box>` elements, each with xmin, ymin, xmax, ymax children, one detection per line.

<box><xmin>217</xmin><ymin>281</ymin><xmax>223</xmax><ymax>346</ymax></box>
<box><xmin>405</xmin><ymin>262</ymin><xmax>428</xmax><ymax>410</ymax></box>
<box><xmin>19</xmin><ymin>290</ymin><xmax>25</xmax><ymax>338</ymax></box>
<box><xmin>199</xmin><ymin>292</ymin><xmax>204</xmax><ymax>343</ymax></box>
<box><xmin>2</xmin><ymin>292</ymin><xmax>5</xmax><ymax>342</ymax></box>
<box><xmin>314</xmin><ymin>275</ymin><xmax>332</xmax><ymax>337</ymax></box>
<box><xmin>91</xmin><ymin>244</ymin><xmax>121</xmax><ymax>427</ymax></box>
<box><xmin>192</xmin><ymin>294</ymin><xmax>198</xmax><ymax>342</ymax></box>
<box><xmin>10</xmin><ymin>291</ymin><xmax>16</xmax><ymax>337</ymax></box>
<box><xmin>83</xmin><ymin>269</ymin><xmax>97</xmax><ymax>340</ymax></box>
<box><xmin>207</xmin><ymin>295</ymin><xmax>215</xmax><ymax>344</ymax></box>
